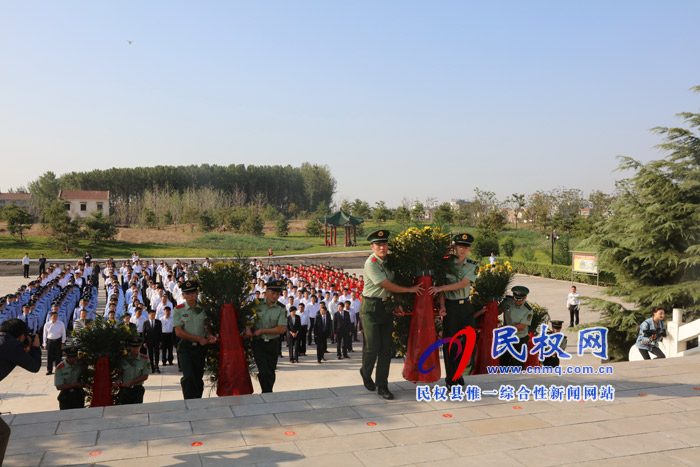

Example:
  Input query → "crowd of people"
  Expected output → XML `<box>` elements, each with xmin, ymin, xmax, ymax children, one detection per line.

<box><xmin>0</xmin><ymin>253</ymin><xmax>370</xmax><ymax>400</ymax></box>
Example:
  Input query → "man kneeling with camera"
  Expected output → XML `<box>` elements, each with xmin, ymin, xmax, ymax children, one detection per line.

<box><xmin>0</xmin><ymin>318</ymin><xmax>42</xmax><ymax>463</ymax></box>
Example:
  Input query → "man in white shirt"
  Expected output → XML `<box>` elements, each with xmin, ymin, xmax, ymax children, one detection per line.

<box><xmin>348</xmin><ymin>291</ymin><xmax>362</xmax><ymax>341</ymax></box>
<box><xmin>297</xmin><ymin>303</ymin><xmax>309</xmax><ymax>356</ymax></box>
<box><xmin>43</xmin><ymin>311</ymin><xmax>66</xmax><ymax>375</ymax></box>
<box><xmin>160</xmin><ymin>306</ymin><xmax>175</xmax><ymax>366</ymax></box>
<box><xmin>132</xmin><ymin>307</ymin><xmax>148</xmax><ymax>334</ymax></box>
<box><xmin>22</xmin><ymin>253</ymin><xmax>30</xmax><ymax>278</ymax></box>
<box><xmin>156</xmin><ymin>296</ymin><xmax>173</xmax><ymax>320</ymax></box>
<box><xmin>567</xmin><ymin>285</ymin><xmax>581</xmax><ymax>328</ymax></box>
<box><xmin>306</xmin><ymin>295</ymin><xmax>320</xmax><ymax>345</ymax></box>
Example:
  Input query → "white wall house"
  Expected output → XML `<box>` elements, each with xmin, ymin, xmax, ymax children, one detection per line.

<box><xmin>58</xmin><ymin>190</ymin><xmax>109</xmax><ymax>219</ymax></box>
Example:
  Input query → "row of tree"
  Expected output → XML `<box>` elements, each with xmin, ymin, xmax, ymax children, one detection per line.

<box><xmin>25</xmin><ymin>163</ymin><xmax>336</xmax><ymax>223</ymax></box>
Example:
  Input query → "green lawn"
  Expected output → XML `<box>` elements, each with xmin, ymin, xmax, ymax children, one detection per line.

<box><xmin>0</xmin><ymin>222</ymin><xmax>580</xmax><ymax>262</ymax></box>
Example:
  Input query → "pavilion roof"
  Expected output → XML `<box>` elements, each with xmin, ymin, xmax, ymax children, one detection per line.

<box><xmin>318</xmin><ymin>210</ymin><xmax>364</xmax><ymax>226</ymax></box>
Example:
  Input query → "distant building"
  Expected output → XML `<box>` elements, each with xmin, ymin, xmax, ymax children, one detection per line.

<box><xmin>0</xmin><ymin>193</ymin><xmax>31</xmax><ymax>209</ymax></box>
<box><xmin>59</xmin><ymin>190</ymin><xmax>109</xmax><ymax>219</ymax></box>
<box><xmin>449</xmin><ymin>198</ymin><xmax>469</xmax><ymax>208</ymax></box>
<box><xmin>579</xmin><ymin>207</ymin><xmax>593</xmax><ymax>218</ymax></box>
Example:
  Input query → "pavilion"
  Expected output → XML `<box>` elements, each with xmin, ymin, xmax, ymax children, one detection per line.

<box><xmin>318</xmin><ymin>210</ymin><xmax>364</xmax><ymax>246</ymax></box>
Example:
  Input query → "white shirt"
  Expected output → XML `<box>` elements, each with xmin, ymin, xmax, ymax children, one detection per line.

<box><xmin>161</xmin><ymin>315</ymin><xmax>174</xmax><ymax>333</ymax></box>
<box><xmin>329</xmin><ymin>300</ymin><xmax>339</xmax><ymax>314</ymax></box>
<box><xmin>156</xmin><ymin>301</ymin><xmax>172</xmax><ymax>320</ymax></box>
<box><xmin>305</xmin><ymin>302</ymin><xmax>320</xmax><ymax>319</ymax></box>
<box><xmin>567</xmin><ymin>292</ymin><xmax>581</xmax><ymax>307</ymax></box>
<box><xmin>22</xmin><ymin>256</ymin><xmax>30</xmax><ymax>265</ymax></box>
<box><xmin>298</xmin><ymin>308</ymin><xmax>309</xmax><ymax>327</ymax></box>
<box><xmin>44</xmin><ymin>320</ymin><xmax>66</xmax><ymax>343</ymax></box>
<box><xmin>133</xmin><ymin>314</ymin><xmax>148</xmax><ymax>332</ymax></box>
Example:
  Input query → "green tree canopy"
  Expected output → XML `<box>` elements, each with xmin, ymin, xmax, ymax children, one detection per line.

<box><xmin>3</xmin><ymin>204</ymin><xmax>34</xmax><ymax>242</ymax></box>
<box><xmin>82</xmin><ymin>211</ymin><xmax>117</xmax><ymax>245</ymax></box>
<box><xmin>276</xmin><ymin>217</ymin><xmax>290</xmax><ymax>237</ymax></box>
<box><xmin>586</xmin><ymin>89</ymin><xmax>700</xmax><ymax>360</ymax></box>
<box><xmin>44</xmin><ymin>201</ymin><xmax>79</xmax><ymax>252</ymax></box>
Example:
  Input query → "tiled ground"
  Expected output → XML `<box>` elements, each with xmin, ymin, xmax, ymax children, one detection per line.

<box><xmin>3</xmin><ymin>354</ymin><xmax>700</xmax><ymax>466</ymax></box>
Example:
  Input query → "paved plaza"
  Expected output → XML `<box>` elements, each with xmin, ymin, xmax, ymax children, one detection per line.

<box><xmin>2</xmin><ymin>271</ymin><xmax>698</xmax><ymax>466</ymax></box>
<box><xmin>2</xmin><ymin>355</ymin><xmax>699</xmax><ymax>466</ymax></box>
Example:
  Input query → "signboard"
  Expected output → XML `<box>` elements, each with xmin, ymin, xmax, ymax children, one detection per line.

<box><xmin>573</xmin><ymin>253</ymin><xmax>598</xmax><ymax>274</ymax></box>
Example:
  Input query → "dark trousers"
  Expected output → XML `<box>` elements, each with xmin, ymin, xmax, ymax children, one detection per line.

<box><xmin>0</xmin><ymin>416</ymin><xmax>10</xmax><ymax>465</ymax></box>
<box><xmin>286</xmin><ymin>333</ymin><xmax>299</xmax><ymax>362</ymax></box>
<box><xmin>178</xmin><ymin>341</ymin><xmax>206</xmax><ymax>399</ymax></box>
<box><xmin>307</xmin><ymin>318</ymin><xmax>315</xmax><ymax>344</ymax></box>
<box><xmin>443</xmin><ymin>300</ymin><xmax>476</xmax><ymax>384</ymax></box>
<box><xmin>46</xmin><ymin>338</ymin><xmax>62</xmax><ymax>372</ymax></box>
<box><xmin>639</xmin><ymin>347</ymin><xmax>666</xmax><ymax>360</ymax></box>
<box><xmin>161</xmin><ymin>333</ymin><xmax>174</xmax><ymax>364</ymax></box>
<box><xmin>569</xmin><ymin>305</ymin><xmax>579</xmax><ymax>327</ymax></box>
<box><xmin>147</xmin><ymin>343</ymin><xmax>159</xmax><ymax>371</ymax></box>
<box><xmin>336</xmin><ymin>330</ymin><xmax>349</xmax><ymax>357</ymax></box>
<box><xmin>360</xmin><ymin>298</ymin><xmax>393</xmax><ymax>389</ymax></box>
<box><xmin>299</xmin><ymin>325</ymin><xmax>307</xmax><ymax>355</ymax></box>
<box><xmin>23</xmin><ymin>264</ymin><xmax>29</xmax><ymax>278</ymax></box>
<box><xmin>352</xmin><ymin>321</ymin><xmax>359</xmax><ymax>341</ymax></box>
<box><xmin>39</xmin><ymin>263</ymin><xmax>46</xmax><ymax>275</ymax></box>
<box><xmin>253</xmin><ymin>338</ymin><xmax>280</xmax><ymax>393</ymax></box>
<box><xmin>119</xmin><ymin>385</ymin><xmax>145</xmax><ymax>404</ymax></box>
<box><xmin>499</xmin><ymin>336</ymin><xmax>529</xmax><ymax>368</ymax></box>
<box><xmin>316</xmin><ymin>335</ymin><xmax>328</xmax><ymax>362</ymax></box>
<box><xmin>58</xmin><ymin>388</ymin><xmax>85</xmax><ymax>410</ymax></box>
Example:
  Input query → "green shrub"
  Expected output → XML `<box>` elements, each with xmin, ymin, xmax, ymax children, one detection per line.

<box><xmin>501</xmin><ymin>237</ymin><xmax>515</xmax><ymax>258</ymax></box>
<box><xmin>508</xmin><ymin>260</ymin><xmax>616</xmax><ymax>286</ymax></box>
<box><xmin>520</xmin><ymin>247</ymin><xmax>536</xmax><ymax>261</ymax></box>
<box><xmin>472</xmin><ymin>235</ymin><xmax>499</xmax><ymax>258</ymax></box>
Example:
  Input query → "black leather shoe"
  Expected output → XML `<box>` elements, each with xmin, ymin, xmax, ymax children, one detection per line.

<box><xmin>360</xmin><ymin>369</ymin><xmax>376</xmax><ymax>391</ymax></box>
<box><xmin>338</xmin><ymin>355</ymin><xmax>343</xmax><ymax>360</ymax></box>
<box><xmin>377</xmin><ymin>387</ymin><xmax>394</xmax><ymax>400</ymax></box>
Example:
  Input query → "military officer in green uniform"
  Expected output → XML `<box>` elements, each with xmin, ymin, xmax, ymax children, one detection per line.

<box><xmin>174</xmin><ymin>280</ymin><xmax>215</xmax><ymax>399</ymax></box>
<box><xmin>117</xmin><ymin>336</ymin><xmax>151</xmax><ymax>404</ymax></box>
<box><xmin>429</xmin><ymin>233</ymin><xmax>479</xmax><ymax>388</ymax></box>
<box><xmin>361</xmin><ymin>230</ymin><xmax>423</xmax><ymax>400</ymax></box>
<box><xmin>245</xmin><ymin>279</ymin><xmax>287</xmax><ymax>393</ymax></box>
<box><xmin>54</xmin><ymin>341</ymin><xmax>85</xmax><ymax>410</ymax></box>
<box><xmin>498</xmin><ymin>286</ymin><xmax>533</xmax><ymax>368</ymax></box>
<box><xmin>542</xmin><ymin>320</ymin><xmax>567</xmax><ymax>367</ymax></box>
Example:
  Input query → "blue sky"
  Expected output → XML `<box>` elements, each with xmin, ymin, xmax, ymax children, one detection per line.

<box><xmin>2</xmin><ymin>1</ymin><xmax>699</xmax><ymax>206</ymax></box>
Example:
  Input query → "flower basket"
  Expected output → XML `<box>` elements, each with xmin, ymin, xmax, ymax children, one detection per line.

<box><xmin>72</xmin><ymin>316</ymin><xmax>135</xmax><ymax>406</ymax></box>
<box><xmin>196</xmin><ymin>260</ymin><xmax>255</xmax><ymax>391</ymax></box>
<box><xmin>386</xmin><ymin>226</ymin><xmax>454</xmax><ymax>381</ymax></box>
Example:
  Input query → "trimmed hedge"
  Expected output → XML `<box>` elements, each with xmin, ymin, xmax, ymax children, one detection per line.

<box><xmin>505</xmin><ymin>260</ymin><xmax>617</xmax><ymax>286</ymax></box>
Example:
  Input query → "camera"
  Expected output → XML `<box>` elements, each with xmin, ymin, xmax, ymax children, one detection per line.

<box><xmin>24</xmin><ymin>333</ymin><xmax>36</xmax><ymax>347</ymax></box>
<box><xmin>643</xmin><ymin>329</ymin><xmax>666</xmax><ymax>338</ymax></box>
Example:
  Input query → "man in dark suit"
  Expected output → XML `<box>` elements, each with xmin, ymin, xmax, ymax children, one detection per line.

<box><xmin>333</xmin><ymin>302</ymin><xmax>351</xmax><ymax>360</ymax></box>
<box><xmin>286</xmin><ymin>307</ymin><xmax>301</xmax><ymax>363</ymax></box>
<box><xmin>142</xmin><ymin>309</ymin><xmax>162</xmax><ymax>373</ymax></box>
<box><xmin>314</xmin><ymin>306</ymin><xmax>332</xmax><ymax>363</ymax></box>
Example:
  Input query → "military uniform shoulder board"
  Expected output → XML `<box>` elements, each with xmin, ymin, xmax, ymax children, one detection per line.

<box><xmin>466</xmin><ymin>258</ymin><xmax>479</xmax><ymax>266</ymax></box>
<box><xmin>276</xmin><ymin>302</ymin><xmax>286</xmax><ymax>308</ymax></box>
<box><xmin>175</xmin><ymin>304</ymin><xmax>185</xmax><ymax>309</ymax></box>
<box><xmin>56</xmin><ymin>362</ymin><xmax>65</xmax><ymax>370</ymax></box>
<box><xmin>140</xmin><ymin>354</ymin><xmax>149</xmax><ymax>359</ymax></box>
<box><xmin>524</xmin><ymin>302</ymin><xmax>533</xmax><ymax>311</ymax></box>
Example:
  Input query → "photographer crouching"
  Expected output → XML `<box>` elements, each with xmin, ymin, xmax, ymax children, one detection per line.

<box><xmin>636</xmin><ymin>307</ymin><xmax>667</xmax><ymax>360</ymax></box>
<box><xmin>0</xmin><ymin>318</ymin><xmax>42</xmax><ymax>463</ymax></box>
